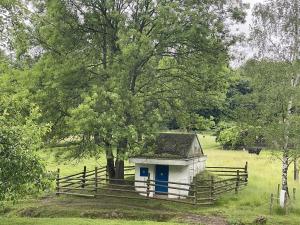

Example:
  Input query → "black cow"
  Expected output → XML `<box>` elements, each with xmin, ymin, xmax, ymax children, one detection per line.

<box><xmin>245</xmin><ymin>147</ymin><xmax>262</xmax><ymax>155</ymax></box>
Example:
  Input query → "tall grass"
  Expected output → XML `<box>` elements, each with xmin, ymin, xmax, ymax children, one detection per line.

<box><xmin>199</xmin><ymin>135</ymin><xmax>300</xmax><ymax>225</ymax></box>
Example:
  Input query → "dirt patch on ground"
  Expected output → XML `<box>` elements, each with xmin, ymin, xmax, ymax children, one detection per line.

<box><xmin>179</xmin><ymin>214</ymin><xmax>228</xmax><ymax>225</ymax></box>
<box><xmin>80</xmin><ymin>209</ymin><xmax>174</xmax><ymax>222</ymax></box>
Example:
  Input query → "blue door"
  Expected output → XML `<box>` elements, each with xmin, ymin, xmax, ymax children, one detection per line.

<box><xmin>155</xmin><ymin>165</ymin><xmax>169</xmax><ymax>194</ymax></box>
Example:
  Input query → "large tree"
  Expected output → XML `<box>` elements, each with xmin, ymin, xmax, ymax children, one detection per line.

<box><xmin>243</xmin><ymin>0</ymin><xmax>300</xmax><ymax>206</ymax></box>
<box><xmin>9</xmin><ymin>0</ymin><xmax>245</xmax><ymax>179</ymax></box>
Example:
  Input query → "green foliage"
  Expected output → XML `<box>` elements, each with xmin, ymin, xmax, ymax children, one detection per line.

<box><xmin>0</xmin><ymin>109</ymin><xmax>49</xmax><ymax>202</ymax></box>
<box><xmin>0</xmin><ymin>0</ymin><xmax>247</xmax><ymax>182</ymax></box>
<box><xmin>230</xmin><ymin>7</ymin><xmax>247</xmax><ymax>23</ymax></box>
<box><xmin>223</xmin><ymin>71</ymin><xmax>252</xmax><ymax>119</ymax></box>
<box><xmin>238</xmin><ymin>60</ymin><xmax>300</xmax><ymax>151</ymax></box>
<box><xmin>251</xmin><ymin>0</ymin><xmax>300</xmax><ymax>62</ymax></box>
<box><xmin>216</xmin><ymin>123</ymin><xmax>244</xmax><ymax>150</ymax></box>
<box><xmin>0</xmin><ymin>57</ymin><xmax>50</xmax><ymax>203</ymax></box>
<box><xmin>14</xmin><ymin>0</ymin><xmax>244</xmax><ymax>159</ymax></box>
<box><xmin>215</xmin><ymin>121</ymin><xmax>265</xmax><ymax>150</ymax></box>
<box><xmin>248</xmin><ymin>0</ymin><xmax>300</xmax><ymax>153</ymax></box>
<box><xmin>166</xmin><ymin>113</ymin><xmax>215</xmax><ymax>131</ymax></box>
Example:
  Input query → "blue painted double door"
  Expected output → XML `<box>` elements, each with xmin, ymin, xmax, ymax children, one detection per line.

<box><xmin>155</xmin><ymin>165</ymin><xmax>169</xmax><ymax>194</ymax></box>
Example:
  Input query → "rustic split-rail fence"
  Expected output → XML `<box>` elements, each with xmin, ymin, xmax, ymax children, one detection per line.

<box><xmin>55</xmin><ymin>162</ymin><xmax>248</xmax><ymax>206</ymax></box>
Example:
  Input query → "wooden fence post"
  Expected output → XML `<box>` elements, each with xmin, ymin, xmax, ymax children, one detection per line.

<box><xmin>245</xmin><ymin>161</ymin><xmax>248</xmax><ymax>183</ymax></box>
<box><xmin>82</xmin><ymin>166</ymin><xmax>87</xmax><ymax>188</ymax></box>
<box><xmin>270</xmin><ymin>193</ymin><xmax>274</xmax><ymax>214</ymax></box>
<box><xmin>210</xmin><ymin>176</ymin><xmax>214</xmax><ymax>200</ymax></box>
<box><xmin>105</xmin><ymin>165</ymin><xmax>108</xmax><ymax>184</ymax></box>
<box><xmin>194</xmin><ymin>184</ymin><xmax>197</xmax><ymax>205</ymax></box>
<box><xmin>95</xmin><ymin>167</ymin><xmax>98</xmax><ymax>193</ymax></box>
<box><xmin>56</xmin><ymin>168</ymin><xmax>60</xmax><ymax>196</ymax></box>
<box><xmin>293</xmin><ymin>188</ymin><xmax>296</xmax><ymax>201</ymax></box>
<box><xmin>146</xmin><ymin>173</ymin><xmax>150</xmax><ymax>198</ymax></box>
<box><xmin>277</xmin><ymin>184</ymin><xmax>280</xmax><ymax>204</ymax></box>
<box><xmin>235</xmin><ymin>170</ymin><xmax>240</xmax><ymax>194</ymax></box>
<box><xmin>285</xmin><ymin>197</ymin><xmax>288</xmax><ymax>215</ymax></box>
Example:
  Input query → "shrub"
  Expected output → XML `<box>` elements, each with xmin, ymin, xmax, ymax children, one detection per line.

<box><xmin>0</xmin><ymin>109</ymin><xmax>51</xmax><ymax>203</ymax></box>
<box><xmin>216</xmin><ymin>122</ymin><xmax>265</xmax><ymax>150</ymax></box>
<box><xmin>216</xmin><ymin>123</ymin><xmax>245</xmax><ymax>150</ymax></box>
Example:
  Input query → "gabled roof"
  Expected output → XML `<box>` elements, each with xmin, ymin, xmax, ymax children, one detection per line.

<box><xmin>138</xmin><ymin>132</ymin><xmax>203</xmax><ymax>159</ymax></box>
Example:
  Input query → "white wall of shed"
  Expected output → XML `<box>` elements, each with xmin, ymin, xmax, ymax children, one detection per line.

<box><xmin>168</xmin><ymin>165</ymin><xmax>190</xmax><ymax>198</ymax></box>
<box><xmin>133</xmin><ymin>157</ymin><xmax>206</xmax><ymax>199</ymax></box>
<box><xmin>134</xmin><ymin>164</ymin><xmax>155</xmax><ymax>197</ymax></box>
<box><xmin>188</xmin><ymin>157</ymin><xmax>207</xmax><ymax>181</ymax></box>
<box><xmin>187</xmin><ymin>137</ymin><xmax>202</xmax><ymax>158</ymax></box>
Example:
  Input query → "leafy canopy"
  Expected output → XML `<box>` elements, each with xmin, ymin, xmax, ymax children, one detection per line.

<box><xmin>0</xmin><ymin>55</ymin><xmax>50</xmax><ymax>202</ymax></box>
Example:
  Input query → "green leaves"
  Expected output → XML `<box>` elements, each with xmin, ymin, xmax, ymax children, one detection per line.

<box><xmin>235</xmin><ymin>60</ymin><xmax>300</xmax><ymax>150</ymax></box>
<box><xmin>0</xmin><ymin>113</ymin><xmax>48</xmax><ymax>202</ymax></box>
<box><xmin>0</xmin><ymin>58</ymin><xmax>50</xmax><ymax>203</ymax></box>
<box><xmin>251</xmin><ymin>0</ymin><xmax>300</xmax><ymax>61</ymax></box>
<box><xmin>1</xmin><ymin>0</ymin><xmax>245</xmax><ymax>161</ymax></box>
<box><xmin>246</xmin><ymin>0</ymin><xmax>300</xmax><ymax>190</ymax></box>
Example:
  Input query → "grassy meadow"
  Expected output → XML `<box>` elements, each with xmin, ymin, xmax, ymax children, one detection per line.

<box><xmin>0</xmin><ymin>135</ymin><xmax>299</xmax><ymax>225</ymax></box>
<box><xmin>200</xmin><ymin>135</ymin><xmax>300</xmax><ymax>225</ymax></box>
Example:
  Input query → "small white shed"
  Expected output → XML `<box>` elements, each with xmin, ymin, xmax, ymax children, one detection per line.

<box><xmin>129</xmin><ymin>133</ymin><xmax>207</xmax><ymax>199</ymax></box>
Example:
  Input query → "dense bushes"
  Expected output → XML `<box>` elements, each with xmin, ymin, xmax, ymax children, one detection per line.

<box><xmin>216</xmin><ymin>123</ymin><xmax>245</xmax><ymax>150</ymax></box>
<box><xmin>0</xmin><ymin>61</ymin><xmax>51</xmax><ymax>203</ymax></box>
<box><xmin>0</xmin><ymin>107</ymin><xmax>51</xmax><ymax>203</ymax></box>
<box><xmin>216</xmin><ymin>122</ymin><xmax>264</xmax><ymax>150</ymax></box>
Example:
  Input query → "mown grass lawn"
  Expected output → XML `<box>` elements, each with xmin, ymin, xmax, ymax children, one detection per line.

<box><xmin>1</xmin><ymin>134</ymin><xmax>299</xmax><ymax>225</ymax></box>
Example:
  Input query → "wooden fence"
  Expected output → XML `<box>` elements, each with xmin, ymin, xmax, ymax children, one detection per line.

<box><xmin>269</xmin><ymin>184</ymin><xmax>297</xmax><ymax>214</ymax></box>
<box><xmin>204</xmin><ymin>162</ymin><xmax>248</xmax><ymax>195</ymax></box>
<box><xmin>55</xmin><ymin>163</ymin><xmax>248</xmax><ymax>206</ymax></box>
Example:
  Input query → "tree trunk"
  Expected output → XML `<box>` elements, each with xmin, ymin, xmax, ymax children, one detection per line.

<box><xmin>280</xmin><ymin>74</ymin><xmax>300</xmax><ymax>207</ymax></box>
<box><xmin>93</xmin><ymin>133</ymin><xmax>115</xmax><ymax>179</ymax></box>
<box><xmin>281</xmin><ymin>74</ymin><xmax>300</xmax><ymax>196</ymax></box>
<box><xmin>294</xmin><ymin>159</ymin><xmax>299</xmax><ymax>181</ymax></box>
<box><xmin>115</xmin><ymin>159</ymin><xmax>124</xmax><ymax>180</ymax></box>
<box><xmin>281</xmin><ymin>150</ymin><xmax>289</xmax><ymax>192</ymax></box>
<box><xmin>280</xmin><ymin>150</ymin><xmax>289</xmax><ymax>208</ymax></box>
<box><xmin>94</xmin><ymin>131</ymin><xmax>101</xmax><ymax>145</ymax></box>
<box><xmin>105</xmin><ymin>147</ymin><xmax>115</xmax><ymax>179</ymax></box>
<box><xmin>115</xmin><ymin>139</ymin><xmax>127</xmax><ymax>182</ymax></box>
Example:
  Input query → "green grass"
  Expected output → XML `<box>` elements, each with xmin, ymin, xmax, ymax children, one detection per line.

<box><xmin>2</xmin><ymin>134</ymin><xmax>300</xmax><ymax>225</ymax></box>
<box><xmin>1</xmin><ymin>192</ymin><xmax>196</xmax><ymax>223</ymax></box>
<box><xmin>39</xmin><ymin>147</ymin><xmax>105</xmax><ymax>176</ymax></box>
<box><xmin>0</xmin><ymin>217</ymin><xmax>179</xmax><ymax>225</ymax></box>
<box><xmin>40</xmin><ymin>147</ymin><xmax>134</xmax><ymax>176</ymax></box>
<box><xmin>199</xmin><ymin>135</ymin><xmax>300</xmax><ymax>225</ymax></box>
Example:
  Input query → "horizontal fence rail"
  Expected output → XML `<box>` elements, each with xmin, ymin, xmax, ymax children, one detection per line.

<box><xmin>56</xmin><ymin>162</ymin><xmax>248</xmax><ymax>206</ymax></box>
<box><xmin>202</xmin><ymin>161</ymin><xmax>248</xmax><ymax>197</ymax></box>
